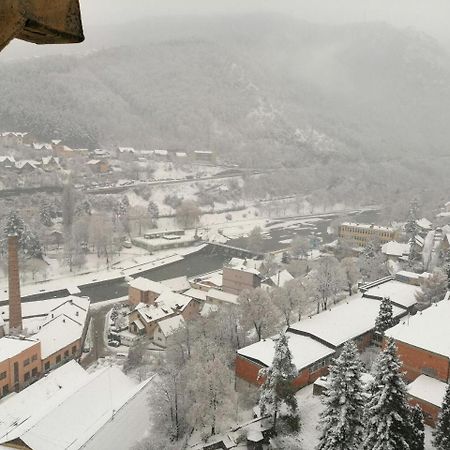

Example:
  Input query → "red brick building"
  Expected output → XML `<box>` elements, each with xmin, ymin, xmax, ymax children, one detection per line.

<box><xmin>236</xmin><ymin>333</ymin><xmax>334</xmax><ymax>390</ymax></box>
<box><xmin>386</xmin><ymin>298</ymin><xmax>450</xmax><ymax>426</ymax></box>
<box><xmin>386</xmin><ymin>300</ymin><xmax>450</xmax><ymax>383</ymax></box>
<box><xmin>408</xmin><ymin>375</ymin><xmax>448</xmax><ymax>426</ymax></box>
<box><xmin>235</xmin><ymin>295</ymin><xmax>407</xmax><ymax>391</ymax></box>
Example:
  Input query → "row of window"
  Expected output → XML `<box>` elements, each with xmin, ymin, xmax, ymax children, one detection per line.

<box><xmin>23</xmin><ymin>354</ymin><xmax>38</xmax><ymax>367</ymax></box>
<box><xmin>340</xmin><ymin>227</ymin><xmax>394</xmax><ymax>238</ymax></box>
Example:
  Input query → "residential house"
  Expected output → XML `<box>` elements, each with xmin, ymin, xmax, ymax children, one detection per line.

<box><xmin>128</xmin><ymin>291</ymin><xmax>198</xmax><ymax>336</ymax></box>
<box><xmin>87</xmin><ymin>159</ymin><xmax>110</xmax><ymax>174</ymax></box>
<box><xmin>15</xmin><ymin>160</ymin><xmax>40</xmax><ymax>173</ymax></box>
<box><xmin>153</xmin><ymin>315</ymin><xmax>185</xmax><ymax>347</ymax></box>
<box><xmin>117</xmin><ymin>147</ymin><xmax>136</xmax><ymax>157</ymax></box>
<box><xmin>0</xmin><ymin>156</ymin><xmax>15</xmax><ymax>169</ymax></box>
<box><xmin>32</xmin><ymin>142</ymin><xmax>53</xmax><ymax>151</ymax></box>
<box><xmin>41</xmin><ymin>156</ymin><xmax>60</xmax><ymax>171</ymax></box>
<box><xmin>128</xmin><ymin>277</ymin><xmax>169</xmax><ymax>307</ymax></box>
<box><xmin>54</xmin><ymin>144</ymin><xmax>75</xmax><ymax>158</ymax></box>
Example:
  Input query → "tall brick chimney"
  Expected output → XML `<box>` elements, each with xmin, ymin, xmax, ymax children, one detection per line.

<box><xmin>8</xmin><ymin>235</ymin><xmax>22</xmax><ymax>333</ymax></box>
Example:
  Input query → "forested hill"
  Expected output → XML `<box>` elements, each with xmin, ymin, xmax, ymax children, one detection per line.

<box><xmin>1</xmin><ymin>15</ymin><xmax>450</xmax><ymax>167</ymax></box>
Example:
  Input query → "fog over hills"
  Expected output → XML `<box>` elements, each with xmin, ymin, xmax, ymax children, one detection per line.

<box><xmin>1</xmin><ymin>15</ymin><xmax>450</xmax><ymax>172</ymax></box>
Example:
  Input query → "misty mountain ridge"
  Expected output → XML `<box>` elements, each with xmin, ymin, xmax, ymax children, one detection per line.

<box><xmin>1</xmin><ymin>14</ymin><xmax>450</xmax><ymax>167</ymax></box>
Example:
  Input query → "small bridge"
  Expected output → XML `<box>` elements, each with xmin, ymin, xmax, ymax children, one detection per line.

<box><xmin>206</xmin><ymin>241</ymin><xmax>264</xmax><ymax>259</ymax></box>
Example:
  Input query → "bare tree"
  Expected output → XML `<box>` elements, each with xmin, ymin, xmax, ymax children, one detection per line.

<box><xmin>238</xmin><ymin>288</ymin><xmax>280</xmax><ymax>341</ymax></box>
<box><xmin>341</xmin><ymin>257</ymin><xmax>361</xmax><ymax>296</ymax></box>
<box><xmin>290</xmin><ymin>235</ymin><xmax>310</xmax><ymax>259</ymax></box>
<box><xmin>247</xmin><ymin>226</ymin><xmax>264</xmax><ymax>253</ymax></box>
<box><xmin>307</xmin><ymin>256</ymin><xmax>346</xmax><ymax>313</ymax></box>
<box><xmin>185</xmin><ymin>337</ymin><xmax>237</xmax><ymax>437</ymax></box>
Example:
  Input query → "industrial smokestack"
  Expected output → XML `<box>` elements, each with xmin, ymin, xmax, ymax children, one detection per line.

<box><xmin>8</xmin><ymin>235</ymin><xmax>22</xmax><ymax>333</ymax></box>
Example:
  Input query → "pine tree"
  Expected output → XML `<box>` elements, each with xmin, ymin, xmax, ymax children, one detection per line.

<box><xmin>409</xmin><ymin>405</ymin><xmax>425</xmax><ymax>450</ymax></box>
<box><xmin>375</xmin><ymin>297</ymin><xmax>395</xmax><ymax>335</ymax></box>
<box><xmin>3</xmin><ymin>211</ymin><xmax>43</xmax><ymax>258</ymax></box>
<box><xmin>259</xmin><ymin>332</ymin><xmax>299</xmax><ymax>433</ymax></box>
<box><xmin>317</xmin><ymin>341</ymin><xmax>365</xmax><ymax>450</ymax></box>
<box><xmin>433</xmin><ymin>383</ymin><xmax>450</xmax><ymax>450</ymax></box>
<box><xmin>362</xmin><ymin>338</ymin><xmax>413</xmax><ymax>450</ymax></box>
<box><xmin>4</xmin><ymin>210</ymin><xmax>25</xmax><ymax>238</ymax></box>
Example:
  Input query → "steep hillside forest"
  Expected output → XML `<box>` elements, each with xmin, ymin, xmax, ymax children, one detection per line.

<box><xmin>2</xmin><ymin>15</ymin><xmax>449</xmax><ymax>214</ymax></box>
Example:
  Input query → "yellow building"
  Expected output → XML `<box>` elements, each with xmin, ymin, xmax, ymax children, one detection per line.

<box><xmin>338</xmin><ymin>222</ymin><xmax>398</xmax><ymax>246</ymax></box>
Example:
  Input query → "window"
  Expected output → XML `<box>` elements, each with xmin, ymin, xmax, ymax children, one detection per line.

<box><xmin>23</xmin><ymin>358</ymin><xmax>30</xmax><ymax>367</ymax></box>
<box><xmin>31</xmin><ymin>354</ymin><xmax>37</xmax><ymax>362</ymax></box>
<box><xmin>0</xmin><ymin>372</ymin><xmax>6</xmax><ymax>381</ymax></box>
<box><xmin>2</xmin><ymin>385</ymin><xmax>9</xmax><ymax>397</ymax></box>
<box><xmin>44</xmin><ymin>361</ymin><xmax>50</xmax><ymax>371</ymax></box>
<box><xmin>72</xmin><ymin>345</ymin><xmax>77</xmax><ymax>355</ymax></box>
<box><xmin>56</xmin><ymin>355</ymin><xmax>61</xmax><ymax>364</ymax></box>
<box><xmin>64</xmin><ymin>350</ymin><xmax>69</xmax><ymax>359</ymax></box>
<box><xmin>32</xmin><ymin>367</ymin><xmax>38</xmax><ymax>377</ymax></box>
<box><xmin>24</xmin><ymin>372</ymin><xmax>30</xmax><ymax>381</ymax></box>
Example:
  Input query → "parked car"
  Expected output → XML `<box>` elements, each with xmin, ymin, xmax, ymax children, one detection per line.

<box><xmin>108</xmin><ymin>340</ymin><xmax>120</xmax><ymax>348</ymax></box>
<box><xmin>122</xmin><ymin>240</ymin><xmax>132</xmax><ymax>249</ymax></box>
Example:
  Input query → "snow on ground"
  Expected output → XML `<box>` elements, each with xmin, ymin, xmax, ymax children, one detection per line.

<box><xmin>0</xmin><ymin>245</ymin><xmax>205</xmax><ymax>302</ymax></box>
<box><xmin>294</xmin><ymin>385</ymin><xmax>437</xmax><ymax>449</ymax></box>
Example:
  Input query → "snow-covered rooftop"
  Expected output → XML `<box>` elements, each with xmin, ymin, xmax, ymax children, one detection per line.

<box><xmin>0</xmin><ymin>363</ymin><xmax>152</xmax><ymax>450</ymax></box>
<box><xmin>156</xmin><ymin>290</ymin><xmax>191</xmax><ymax>311</ymax></box>
<box><xmin>269</xmin><ymin>270</ymin><xmax>294</xmax><ymax>287</ymax></box>
<box><xmin>183</xmin><ymin>288</ymin><xmax>207</xmax><ymax>302</ymax></box>
<box><xmin>386</xmin><ymin>299</ymin><xmax>450</xmax><ymax>358</ymax></box>
<box><xmin>129</xmin><ymin>277</ymin><xmax>168</xmax><ymax>294</ymax></box>
<box><xmin>0</xmin><ymin>361</ymin><xmax>88</xmax><ymax>443</ymax></box>
<box><xmin>34</xmin><ymin>314</ymin><xmax>84</xmax><ymax>359</ymax></box>
<box><xmin>238</xmin><ymin>332</ymin><xmax>334</xmax><ymax>372</ymax></box>
<box><xmin>340</xmin><ymin>222</ymin><xmax>394</xmax><ymax>232</ymax></box>
<box><xmin>135</xmin><ymin>303</ymin><xmax>173</xmax><ymax>324</ymax></box>
<box><xmin>288</xmin><ymin>295</ymin><xmax>406</xmax><ymax>348</ymax></box>
<box><xmin>161</xmin><ymin>276</ymin><xmax>190</xmax><ymax>293</ymax></box>
<box><xmin>158</xmin><ymin>315</ymin><xmax>185</xmax><ymax>337</ymax></box>
<box><xmin>408</xmin><ymin>375</ymin><xmax>448</xmax><ymax>407</ymax></box>
<box><xmin>206</xmin><ymin>288</ymin><xmax>238</xmax><ymax>305</ymax></box>
<box><xmin>362</xmin><ymin>280</ymin><xmax>420</xmax><ymax>309</ymax></box>
<box><xmin>416</xmin><ymin>218</ymin><xmax>432</xmax><ymax>230</ymax></box>
<box><xmin>382</xmin><ymin>241</ymin><xmax>410</xmax><ymax>258</ymax></box>
<box><xmin>0</xmin><ymin>337</ymin><xmax>39</xmax><ymax>361</ymax></box>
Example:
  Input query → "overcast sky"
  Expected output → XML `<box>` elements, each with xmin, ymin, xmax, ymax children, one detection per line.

<box><xmin>80</xmin><ymin>0</ymin><xmax>450</xmax><ymax>42</ymax></box>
